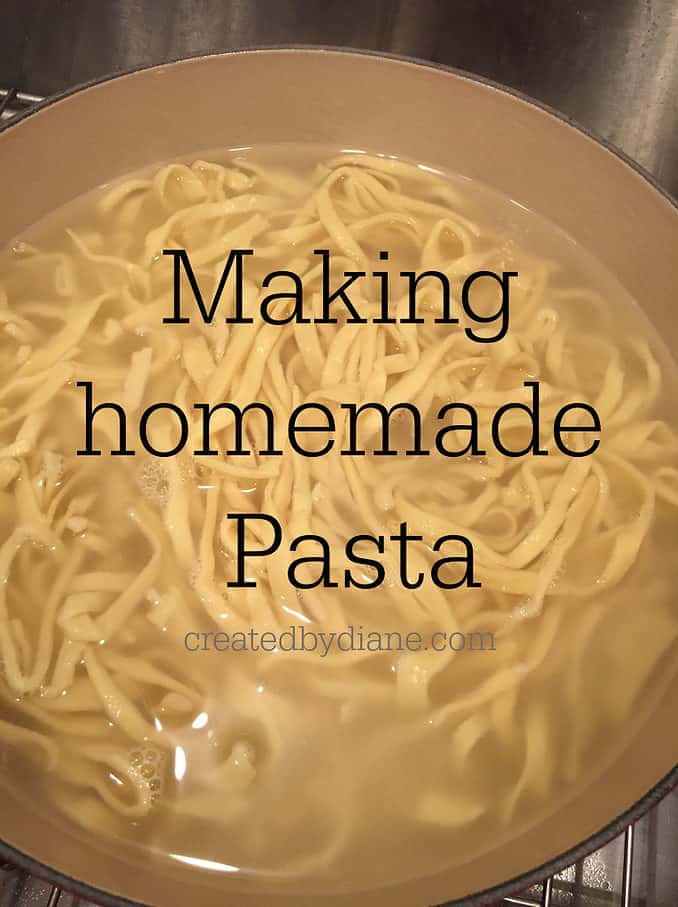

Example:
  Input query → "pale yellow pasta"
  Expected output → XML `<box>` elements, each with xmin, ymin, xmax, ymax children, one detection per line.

<box><xmin>0</xmin><ymin>147</ymin><xmax>677</xmax><ymax>887</ymax></box>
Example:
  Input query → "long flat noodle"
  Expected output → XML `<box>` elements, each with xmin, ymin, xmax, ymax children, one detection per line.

<box><xmin>593</xmin><ymin>453</ymin><xmax>655</xmax><ymax>587</ymax></box>
<box><xmin>422</xmin><ymin>216</ymin><xmax>477</xmax><ymax>262</ymax></box>
<box><xmin>154</xmin><ymin>163</ymin><xmax>209</xmax><ymax>206</ymax></box>
<box><xmin>501</xmin><ymin>458</ymin><xmax>592</xmax><ymax>569</ymax></box>
<box><xmin>39</xmin><ymin>681</ymin><xmax>102</xmax><ymax>712</ymax></box>
<box><xmin>500</xmin><ymin>701</ymin><xmax>553</xmax><ymax>822</ymax></box>
<box><xmin>185</xmin><ymin>213</ymin><xmax>269</xmax><ymax>269</ymax></box>
<box><xmin>16</xmin><ymin>545</ymin><xmax>85</xmax><ymax>694</ymax></box>
<box><xmin>122</xmin><ymin>347</ymin><xmax>153</xmax><ymax>413</ymax></box>
<box><xmin>97</xmin><ymin>651</ymin><xmax>202</xmax><ymax>706</ymax></box>
<box><xmin>8</xmin><ymin>696</ymin><xmax>113</xmax><ymax>739</ymax></box>
<box><xmin>182</xmin><ymin>334</ymin><xmax>214</xmax><ymax>391</ymax></box>
<box><xmin>654</xmin><ymin>466</ymin><xmax>678</xmax><ymax>506</ymax></box>
<box><xmin>83</xmin><ymin>648</ymin><xmax>160</xmax><ymax>743</ymax></box>
<box><xmin>321</xmin><ymin>321</ymin><xmax>364</xmax><ymax>387</ymax></box>
<box><xmin>431</xmin><ymin>604</ymin><xmax>561</xmax><ymax>725</ymax></box>
<box><xmin>67</xmin><ymin>231</ymin><xmax>151</xmax><ymax>298</ymax></box>
<box><xmin>287</xmin><ymin>388</ymin><xmax>313</xmax><ymax>537</ymax></box>
<box><xmin>97</xmin><ymin>178</ymin><xmax>152</xmax><ymax>215</ymax></box>
<box><xmin>520</xmin><ymin>474</ymin><xmax>599</xmax><ymax>617</ymax></box>
<box><xmin>97</xmin><ymin>509</ymin><xmax>162</xmax><ymax>640</ymax></box>
<box><xmin>200</xmin><ymin>280</ymin><xmax>261</xmax><ymax>402</ymax></box>
<box><xmin>0</xmin><ymin>531</ymin><xmax>31</xmax><ymax>624</ymax></box>
<box><xmin>55</xmin><ymin>745</ymin><xmax>158</xmax><ymax>818</ymax></box>
<box><xmin>58</xmin><ymin>591</ymin><xmax>108</xmax><ymax>641</ymax></box>
<box><xmin>393</xmin><ymin>494</ymin><xmax>513</xmax><ymax>569</ymax></box>
<box><xmin>0</xmin><ymin>360</ymin><xmax>73</xmax><ymax>430</ymax></box>
<box><xmin>17</xmin><ymin>291</ymin><xmax>110</xmax><ymax>377</ymax></box>
<box><xmin>0</xmin><ymin>718</ymin><xmax>59</xmax><ymax>769</ymax></box>
<box><xmin>449</xmin><ymin>712</ymin><xmax>490</xmax><ymax>769</ymax></box>
<box><xmin>315</xmin><ymin>177</ymin><xmax>367</xmax><ymax>264</ymax></box>
<box><xmin>416</xmin><ymin>789</ymin><xmax>486</xmax><ymax>828</ymax></box>
<box><xmin>395</xmin><ymin>649</ymin><xmax>453</xmax><ymax>712</ymax></box>
<box><xmin>42</xmin><ymin>639</ymin><xmax>87</xmax><ymax>697</ymax></box>
<box><xmin>207</xmin><ymin>458</ymin><xmax>280</xmax><ymax>479</ymax></box>
<box><xmin>15</xmin><ymin>462</ymin><xmax>54</xmax><ymax>535</ymax></box>
<box><xmin>163</xmin><ymin>452</ymin><xmax>196</xmax><ymax>571</ymax></box>
<box><xmin>142</xmin><ymin>195</ymin><xmax>281</xmax><ymax>264</ymax></box>
<box><xmin>0</xmin><ymin>437</ymin><xmax>30</xmax><ymax>460</ymax></box>
<box><xmin>0</xmin><ymin>527</ymin><xmax>61</xmax><ymax>691</ymax></box>
<box><xmin>192</xmin><ymin>479</ymin><xmax>244</xmax><ymax>627</ymax></box>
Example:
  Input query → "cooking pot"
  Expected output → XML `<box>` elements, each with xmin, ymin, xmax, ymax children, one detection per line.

<box><xmin>0</xmin><ymin>47</ymin><xmax>676</xmax><ymax>907</ymax></box>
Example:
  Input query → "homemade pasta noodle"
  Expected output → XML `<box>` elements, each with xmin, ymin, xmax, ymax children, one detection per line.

<box><xmin>0</xmin><ymin>147</ymin><xmax>677</xmax><ymax>888</ymax></box>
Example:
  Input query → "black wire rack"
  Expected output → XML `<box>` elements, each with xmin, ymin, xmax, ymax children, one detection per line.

<box><xmin>0</xmin><ymin>85</ymin><xmax>676</xmax><ymax>907</ymax></box>
<box><xmin>2</xmin><ymin>804</ymin><xmax>677</xmax><ymax>907</ymax></box>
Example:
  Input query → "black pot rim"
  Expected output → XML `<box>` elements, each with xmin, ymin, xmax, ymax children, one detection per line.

<box><xmin>0</xmin><ymin>43</ymin><xmax>676</xmax><ymax>907</ymax></box>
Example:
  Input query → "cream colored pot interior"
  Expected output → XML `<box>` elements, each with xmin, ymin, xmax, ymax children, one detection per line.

<box><xmin>0</xmin><ymin>49</ymin><xmax>676</xmax><ymax>907</ymax></box>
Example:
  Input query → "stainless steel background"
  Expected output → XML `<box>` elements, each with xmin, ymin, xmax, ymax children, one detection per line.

<box><xmin>1</xmin><ymin>3</ymin><xmax>677</xmax><ymax>907</ymax></box>
<box><xmin>1</xmin><ymin>0</ymin><xmax>678</xmax><ymax>195</ymax></box>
